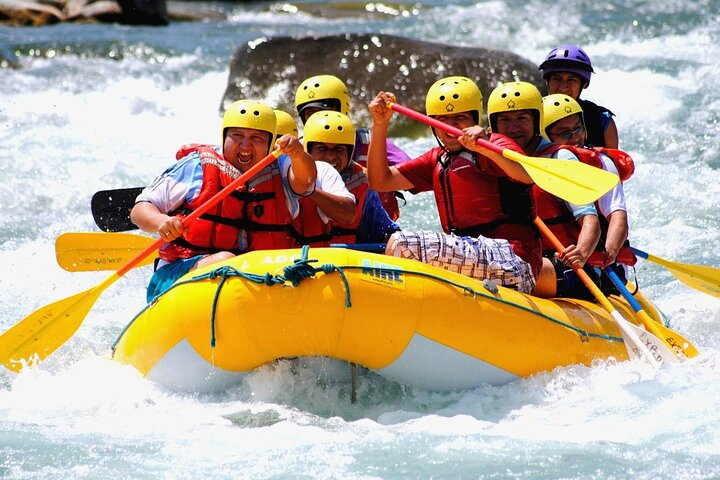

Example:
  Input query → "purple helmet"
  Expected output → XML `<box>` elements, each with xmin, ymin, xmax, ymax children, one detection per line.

<box><xmin>538</xmin><ymin>44</ymin><xmax>594</xmax><ymax>87</ymax></box>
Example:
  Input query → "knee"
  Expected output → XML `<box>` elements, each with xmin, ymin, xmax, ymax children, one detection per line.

<box><xmin>194</xmin><ymin>251</ymin><xmax>235</xmax><ymax>270</ymax></box>
<box><xmin>531</xmin><ymin>257</ymin><xmax>558</xmax><ymax>298</ymax></box>
<box><xmin>385</xmin><ymin>231</ymin><xmax>402</xmax><ymax>256</ymax></box>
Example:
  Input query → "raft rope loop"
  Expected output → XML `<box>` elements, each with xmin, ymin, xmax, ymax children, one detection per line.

<box><xmin>193</xmin><ymin>245</ymin><xmax>351</xmax><ymax>347</ymax></box>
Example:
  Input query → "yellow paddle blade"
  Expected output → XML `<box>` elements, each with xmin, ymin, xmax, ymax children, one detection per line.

<box><xmin>635</xmin><ymin>309</ymin><xmax>699</xmax><ymax>359</ymax></box>
<box><xmin>501</xmin><ymin>149</ymin><xmax>619</xmax><ymax>206</ymax></box>
<box><xmin>653</xmin><ymin>256</ymin><xmax>720</xmax><ymax>298</ymax></box>
<box><xmin>56</xmin><ymin>232</ymin><xmax>155</xmax><ymax>272</ymax></box>
<box><xmin>0</xmin><ymin>275</ymin><xmax>117</xmax><ymax>372</ymax></box>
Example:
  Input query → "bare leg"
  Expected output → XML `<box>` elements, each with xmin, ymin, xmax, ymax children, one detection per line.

<box><xmin>532</xmin><ymin>257</ymin><xmax>558</xmax><ymax>298</ymax></box>
<box><xmin>192</xmin><ymin>251</ymin><xmax>235</xmax><ymax>270</ymax></box>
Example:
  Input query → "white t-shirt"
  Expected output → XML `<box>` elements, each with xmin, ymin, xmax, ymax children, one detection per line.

<box><xmin>313</xmin><ymin>161</ymin><xmax>356</xmax><ymax>222</ymax></box>
<box><xmin>596</xmin><ymin>153</ymin><xmax>627</xmax><ymax>218</ymax></box>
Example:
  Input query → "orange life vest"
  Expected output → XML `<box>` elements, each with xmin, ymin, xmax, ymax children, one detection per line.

<box><xmin>160</xmin><ymin>144</ymin><xmax>320</xmax><ymax>260</ymax></box>
<box><xmin>159</xmin><ymin>145</ymin><xmax>247</xmax><ymax>262</ymax></box>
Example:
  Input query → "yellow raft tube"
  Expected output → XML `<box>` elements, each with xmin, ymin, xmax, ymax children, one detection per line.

<box><xmin>112</xmin><ymin>247</ymin><xmax>666</xmax><ymax>393</ymax></box>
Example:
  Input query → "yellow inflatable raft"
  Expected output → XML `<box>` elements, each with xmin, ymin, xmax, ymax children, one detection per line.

<box><xmin>112</xmin><ymin>247</ymin><xmax>666</xmax><ymax>392</ymax></box>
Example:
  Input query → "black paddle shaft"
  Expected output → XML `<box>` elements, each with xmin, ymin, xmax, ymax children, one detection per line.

<box><xmin>91</xmin><ymin>187</ymin><xmax>143</xmax><ymax>232</ymax></box>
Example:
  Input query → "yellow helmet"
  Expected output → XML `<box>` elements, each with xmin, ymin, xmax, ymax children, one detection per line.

<box><xmin>303</xmin><ymin>111</ymin><xmax>356</xmax><ymax>163</ymax></box>
<box><xmin>541</xmin><ymin>94</ymin><xmax>584</xmax><ymax>140</ymax></box>
<box><xmin>274</xmin><ymin>109</ymin><xmax>299</xmax><ymax>137</ymax></box>
<box><xmin>222</xmin><ymin>100</ymin><xmax>277</xmax><ymax>153</ymax></box>
<box><xmin>294</xmin><ymin>74</ymin><xmax>351</xmax><ymax>121</ymax></box>
<box><xmin>487</xmin><ymin>81</ymin><xmax>543</xmax><ymax>134</ymax></box>
<box><xmin>425</xmin><ymin>76</ymin><xmax>483</xmax><ymax>124</ymax></box>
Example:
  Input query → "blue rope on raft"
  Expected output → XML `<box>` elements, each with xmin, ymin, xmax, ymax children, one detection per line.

<box><xmin>189</xmin><ymin>245</ymin><xmax>351</xmax><ymax>347</ymax></box>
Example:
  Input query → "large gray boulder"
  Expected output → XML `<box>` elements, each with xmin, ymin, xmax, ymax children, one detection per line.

<box><xmin>223</xmin><ymin>33</ymin><xmax>543</xmax><ymax>134</ymax></box>
<box><xmin>0</xmin><ymin>0</ymin><xmax>167</xmax><ymax>25</ymax></box>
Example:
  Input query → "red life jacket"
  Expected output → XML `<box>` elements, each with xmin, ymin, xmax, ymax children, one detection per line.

<box><xmin>240</xmin><ymin>160</ymin><xmax>301</xmax><ymax>251</ymax></box>
<box><xmin>160</xmin><ymin>144</ymin><xmax>308</xmax><ymax>261</ymax></box>
<box><xmin>532</xmin><ymin>144</ymin><xmax>637</xmax><ymax>266</ymax></box>
<box><xmin>159</xmin><ymin>145</ymin><xmax>247</xmax><ymax>262</ymax></box>
<box><xmin>559</xmin><ymin>145</ymin><xmax>635</xmax><ymax>182</ymax></box>
<box><xmin>330</xmin><ymin>162</ymin><xmax>369</xmax><ymax>244</ymax></box>
<box><xmin>429</xmin><ymin>137</ymin><xmax>542</xmax><ymax>276</ymax></box>
<box><xmin>291</xmin><ymin>196</ymin><xmax>333</xmax><ymax>247</ymax></box>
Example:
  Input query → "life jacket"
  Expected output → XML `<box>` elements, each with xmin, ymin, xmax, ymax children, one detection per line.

<box><xmin>353</xmin><ymin>127</ymin><xmax>401</xmax><ymax>221</ymax></box>
<box><xmin>532</xmin><ymin>144</ymin><xmax>637</xmax><ymax>266</ymax></box>
<box><xmin>578</xmin><ymin>99</ymin><xmax>615</xmax><ymax>148</ymax></box>
<box><xmin>429</xmin><ymin>138</ymin><xmax>542</xmax><ymax>276</ymax></box>
<box><xmin>240</xmin><ymin>160</ymin><xmax>303</xmax><ymax>251</ymax></box>
<box><xmin>292</xmin><ymin>196</ymin><xmax>333</xmax><ymax>247</ymax></box>
<box><xmin>330</xmin><ymin>162</ymin><xmax>369</xmax><ymax>244</ymax></box>
<box><xmin>160</xmin><ymin>144</ymin><xmax>312</xmax><ymax>261</ymax></box>
<box><xmin>159</xmin><ymin>145</ymin><xmax>247</xmax><ymax>262</ymax></box>
<box><xmin>593</xmin><ymin>147</ymin><xmax>634</xmax><ymax>181</ymax></box>
<box><xmin>432</xmin><ymin>149</ymin><xmax>535</xmax><ymax>236</ymax></box>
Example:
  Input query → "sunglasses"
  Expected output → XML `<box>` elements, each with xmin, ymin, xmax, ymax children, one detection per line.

<box><xmin>550</xmin><ymin>125</ymin><xmax>585</xmax><ymax>140</ymax></box>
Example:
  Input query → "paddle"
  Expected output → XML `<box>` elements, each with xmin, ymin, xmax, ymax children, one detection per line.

<box><xmin>56</xmin><ymin>232</ymin><xmax>156</xmax><ymax>272</ymax></box>
<box><xmin>55</xmin><ymin>234</ymin><xmax>388</xmax><ymax>272</ymax></box>
<box><xmin>0</xmin><ymin>151</ymin><xmax>280</xmax><ymax>372</ymax></box>
<box><xmin>388</xmin><ymin>103</ymin><xmax>618</xmax><ymax>206</ymax></box>
<box><xmin>630</xmin><ymin>247</ymin><xmax>719</xmax><ymax>298</ymax></box>
<box><xmin>533</xmin><ymin>217</ymin><xmax>678</xmax><ymax>365</ymax></box>
<box><xmin>604</xmin><ymin>266</ymin><xmax>699</xmax><ymax>358</ymax></box>
<box><xmin>91</xmin><ymin>187</ymin><xmax>144</xmax><ymax>232</ymax></box>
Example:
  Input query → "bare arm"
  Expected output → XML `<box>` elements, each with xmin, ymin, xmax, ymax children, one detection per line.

<box><xmin>367</xmin><ymin>91</ymin><xmax>414</xmax><ymax>192</ymax></box>
<box><xmin>130</xmin><ymin>201</ymin><xmax>186</xmax><ymax>241</ymax></box>
<box><xmin>557</xmin><ymin>214</ymin><xmax>600</xmax><ymax>268</ymax></box>
<box><xmin>604</xmin><ymin>118</ymin><xmax>619</xmax><ymax>149</ymax></box>
<box><xmin>307</xmin><ymin>189</ymin><xmax>357</xmax><ymax>224</ymax></box>
<box><xmin>603</xmin><ymin>209</ymin><xmax>628</xmax><ymax>263</ymax></box>
<box><xmin>459</xmin><ymin>126</ymin><xmax>533</xmax><ymax>184</ymax></box>
<box><xmin>277</xmin><ymin>134</ymin><xmax>317</xmax><ymax>195</ymax></box>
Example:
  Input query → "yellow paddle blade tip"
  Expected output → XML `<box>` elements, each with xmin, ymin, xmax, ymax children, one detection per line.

<box><xmin>508</xmin><ymin>150</ymin><xmax>620</xmax><ymax>205</ymax></box>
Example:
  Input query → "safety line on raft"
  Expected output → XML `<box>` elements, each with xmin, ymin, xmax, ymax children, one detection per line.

<box><xmin>112</xmin><ymin>245</ymin><xmax>352</xmax><ymax>350</ymax></box>
<box><xmin>111</xmin><ymin>246</ymin><xmax>622</xmax><ymax>352</ymax></box>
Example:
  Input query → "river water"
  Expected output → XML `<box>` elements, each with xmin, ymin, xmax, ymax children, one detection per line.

<box><xmin>1</xmin><ymin>1</ymin><xmax>719</xmax><ymax>478</ymax></box>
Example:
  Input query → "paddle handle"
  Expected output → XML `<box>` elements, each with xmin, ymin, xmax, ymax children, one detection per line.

<box><xmin>604</xmin><ymin>267</ymin><xmax>644</xmax><ymax>312</ymax></box>
<box><xmin>116</xmin><ymin>151</ymin><xmax>279</xmax><ymax>277</ymax></box>
<box><xmin>629</xmin><ymin>246</ymin><xmax>648</xmax><ymax>260</ymax></box>
<box><xmin>605</xmin><ymin>266</ymin><xmax>662</xmax><ymax>327</ymax></box>
<box><xmin>389</xmin><ymin>103</ymin><xmax>504</xmax><ymax>157</ymax></box>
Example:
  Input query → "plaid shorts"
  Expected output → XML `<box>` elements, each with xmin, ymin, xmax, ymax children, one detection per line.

<box><xmin>388</xmin><ymin>230</ymin><xmax>536</xmax><ymax>294</ymax></box>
